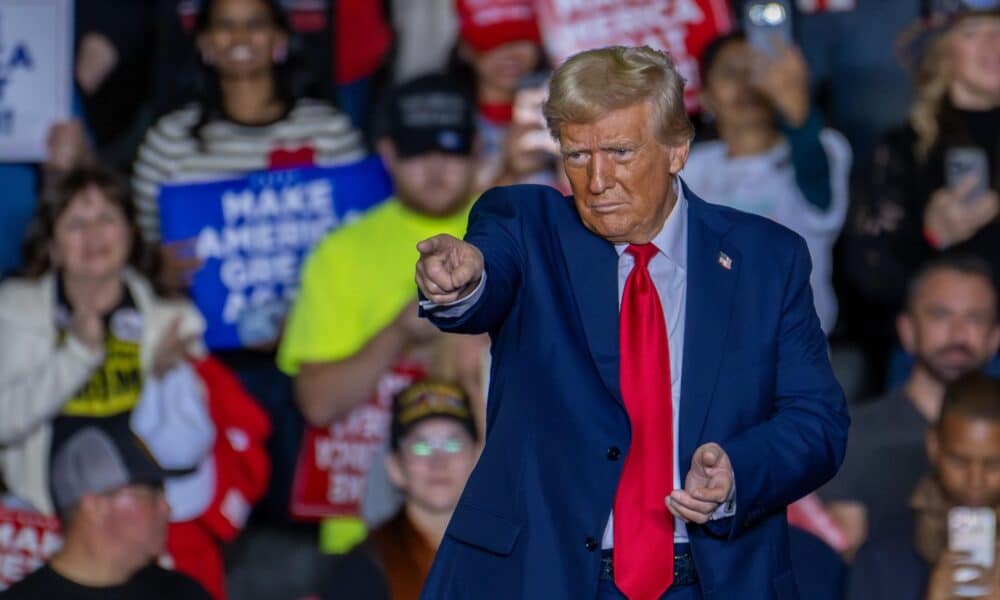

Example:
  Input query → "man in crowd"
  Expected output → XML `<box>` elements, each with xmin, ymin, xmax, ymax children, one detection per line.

<box><xmin>0</xmin><ymin>424</ymin><xmax>211</xmax><ymax>599</ymax></box>
<box><xmin>822</xmin><ymin>256</ymin><xmax>1000</xmax><ymax>557</ymax></box>
<box><xmin>415</xmin><ymin>45</ymin><xmax>847</xmax><ymax>599</ymax></box>
<box><xmin>847</xmin><ymin>374</ymin><xmax>1000</xmax><ymax>600</ymax></box>
<box><xmin>323</xmin><ymin>379</ymin><xmax>480</xmax><ymax>600</ymax></box>
<box><xmin>278</xmin><ymin>73</ymin><xmax>482</xmax><ymax>551</ymax></box>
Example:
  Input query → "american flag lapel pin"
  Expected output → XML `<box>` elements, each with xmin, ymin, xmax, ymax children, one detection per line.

<box><xmin>718</xmin><ymin>251</ymin><xmax>732</xmax><ymax>271</ymax></box>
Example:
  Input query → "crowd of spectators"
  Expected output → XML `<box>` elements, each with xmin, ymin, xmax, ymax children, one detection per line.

<box><xmin>0</xmin><ymin>0</ymin><xmax>997</xmax><ymax>598</ymax></box>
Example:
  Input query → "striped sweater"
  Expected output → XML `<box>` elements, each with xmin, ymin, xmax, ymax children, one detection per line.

<box><xmin>132</xmin><ymin>98</ymin><xmax>365</xmax><ymax>242</ymax></box>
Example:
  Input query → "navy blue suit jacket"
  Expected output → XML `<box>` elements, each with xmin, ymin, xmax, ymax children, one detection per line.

<box><xmin>420</xmin><ymin>183</ymin><xmax>849</xmax><ymax>599</ymax></box>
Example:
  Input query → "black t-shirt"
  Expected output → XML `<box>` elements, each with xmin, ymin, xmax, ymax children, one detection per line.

<box><xmin>0</xmin><ymin>564</ymin><xmax>211</xmax><ymax>599</ymax></box>
<box><xmin>847</xmin><ymin>514</ymin><xmax>929</xmax><ymax>600</ymax></box>
<box><xmin>820</xmin><ymin>389</ymin><xmax>930</xmax><ymax>534</ymax></box>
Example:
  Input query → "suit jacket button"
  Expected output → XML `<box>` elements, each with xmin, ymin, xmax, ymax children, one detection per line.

<box><xmin>585</xmin><ymin>537</ymin><xmax>598</xmax><ymax>551</ymax></box>
<box><xmin>606</xmin><ymin>447</ymin><xmax>621</xmax><ymax>461</ymax></box>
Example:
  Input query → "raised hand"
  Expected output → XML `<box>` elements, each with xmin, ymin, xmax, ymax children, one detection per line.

<box><xmin>667</xmin><ymin>442</ymin><xmax>735</xmax><ymax>524</ymax></box>
<box><xmin>151</xmin><ymin>316</ymin><xmax>198</xmax><ymax>377</ymax></box>
<box><xmin>46</xmin><ymin>120</ymin><xmax>90</xmax><ymax>172</ymax></box>
<box><xmin>924</xmin><ymin>179</ymin><xmax>1000</xmax><ymax>249</ymax></box>
<box><xmin>415</xmin><ymin>234</ymin><xmax>485</xmax><ymax>305</ymax></box>
<box><xmin>751</xmin><ymin>40</ymin><xmax>810</xmax><ymax>127</ymax></box>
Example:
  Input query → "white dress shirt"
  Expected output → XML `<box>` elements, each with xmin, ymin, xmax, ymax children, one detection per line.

<box><xmin>422</xmin><ymin>181</ymin><xmax>735</xmax><ymax>549</ymax></box>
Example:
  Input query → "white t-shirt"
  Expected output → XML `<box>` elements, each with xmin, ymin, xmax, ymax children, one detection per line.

<box><xmin>681</xmin><ymin>129</ymin><xmax>851</xmax><ymax>333</ymax></box>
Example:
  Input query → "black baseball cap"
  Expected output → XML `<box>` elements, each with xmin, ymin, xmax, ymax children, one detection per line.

<box><xmin>390</xmin><ymin>379</ymin><xmax>478</xmax><ymax>450</ymax></box>
<box><xmin>381</xmin><ymin>74</ymin><xmax>476</xmax><ymax>159</ymax></box>
<box><xmin>50</xmin><ymin>422</ymin><xmax>184</xmax><ymax>514</ymax></box>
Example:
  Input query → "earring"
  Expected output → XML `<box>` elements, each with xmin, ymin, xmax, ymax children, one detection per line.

<box><xmin>273</xmin><ymin>46</ymin><xmax>287</xmax><ymax>64</ymax></box>
<box><xmin>201</xmin><ymin>51</ymin><xmax>214</xmax><ymax>66</ymax></box>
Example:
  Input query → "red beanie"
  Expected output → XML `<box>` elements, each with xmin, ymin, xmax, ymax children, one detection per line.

<box><xmin>456</xmin><ymin>0</ymin><xmax>541</xmax><ymax>52</ymax></box>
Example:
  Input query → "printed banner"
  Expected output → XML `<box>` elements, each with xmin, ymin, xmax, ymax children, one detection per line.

<box><xmin>535</xmin><ymin>0</ymin><xmax>733</xmax><ymax>112</ymax></box>
<box><xmin>0</xmin><ymin>505</ymin><xmax>62</xmax><ymax>590</ymax></box>
<box><xmin>157</xmin><ymin>157</ymin><xmax>393</xmax><ymax>350</ymax></box>
<box><xmin>0</xmin><ymin>0</ymin><xmax>73</xmax><ymax>161</ymax></box>
<box><xmin>290</xmin><ymin>364</ymin><xmax>425</xmax><ymax>521</ymax></box>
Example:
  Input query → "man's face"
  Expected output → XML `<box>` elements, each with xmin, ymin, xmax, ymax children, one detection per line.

<box><xmin>103</xmin><ymin>484</ymin><xmax>171</xmax><ymax>562</ymax></box>
<box><xmin>385</xmin><ymin>147</ymin><xmax>475</xmax><ymax>217</ymax></box>
<box><xmin>898</xmin><ymin>270</ymin><xmax>1000</xmax><ymax>384</ymax></box>
<box><xmin>559</xmin><ymin>101</ymin><xmax>689</xmax><ymax>244</ymax></box>
<box><xmin>387</xmin><ymin>419</ymin><xmax>478</xmax><ymax>515</ymax></box>
<box><xmin>930</xmin><ymin>413</ymin><xmax>1000</xmax><ymax>507</ymax></box>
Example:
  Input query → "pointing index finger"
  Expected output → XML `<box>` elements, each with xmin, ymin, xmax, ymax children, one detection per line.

<box><xmin>417</xmin><ymin>236</ymin><xmax>440</xmax><ymax>255</ymax></box>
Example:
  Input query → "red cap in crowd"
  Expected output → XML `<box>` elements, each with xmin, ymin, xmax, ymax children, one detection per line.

<box><xmin>456</xmin><ymin>0</ymin><xmax>542</xmax><ymax>52</ymax></box>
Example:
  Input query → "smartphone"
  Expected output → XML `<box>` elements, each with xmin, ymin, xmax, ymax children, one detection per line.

<box><xmin>513</xmin><ymin>72</ymin><xmax>550</xmax><ymax>129</ymax></box>
<box><xmin>946</xmin><ymin>147</ymin><xmax>990</xmax><ymax>204</ymax></box>
<box><xmin>744</xmin><ymin>0</ymin><xmax>792</xmax><ymax>58</ymax></box>
<box><xmin>513</xmin><ymin>72</ymin><xmax>560</xmax><ymax>156</ymax></box>
<box><xmin>949</xmin><ymin>507</ymin><xmax>996</xmax><ymax>598</ymax></box>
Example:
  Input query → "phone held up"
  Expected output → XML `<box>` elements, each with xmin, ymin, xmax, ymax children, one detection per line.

<box><xmin>743</xmin><ymin>0</ymin><xmax>793</xmax><ymax>59</ymax></box>
<box><xmin>949</xmin><ymin>506</ymin><xmax>996</xmax><ymax>598</ymax></box>
<box><xmin>946</xmin><ymin>146</ymin><xmax>990</xmax><ymax>205</ymax></box>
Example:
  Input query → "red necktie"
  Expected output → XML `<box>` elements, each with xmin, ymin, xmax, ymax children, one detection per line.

<box><xmin>614</xmin><ymin>243</ymin><xmax>674</xmax><ymax>599</ymax></box>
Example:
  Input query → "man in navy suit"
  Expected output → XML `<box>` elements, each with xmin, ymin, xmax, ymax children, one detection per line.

<box><xmin>414</xmin><ymin>45</ymin><xmax>849</xmax><ymax>600</ymax></box>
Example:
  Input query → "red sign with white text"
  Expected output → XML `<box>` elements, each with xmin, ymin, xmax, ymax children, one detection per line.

<box><xmin>0</xmin><ymin>506</ymin><xmax>62</xmax><ymax>590</ymax></box>
<box><xmin>290</xmin><ymin>364</ymin><xmax>425</xmax><ymax>520</ymax></box>
<box><xmin>535</xmin><ymin>0</ymin><xmax>733</xmax><ymax>112</ymax></box>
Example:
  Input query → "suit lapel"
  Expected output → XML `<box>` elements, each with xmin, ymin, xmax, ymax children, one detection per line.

<box><xmin>557</xmin><ymin>204</ymin><xmax>623</xmax><ymax>405</ymax></box>
<box><xmin>679</xmin><ymin>191</ymin><xmax>740</xmax><ymax>463</ymax></box>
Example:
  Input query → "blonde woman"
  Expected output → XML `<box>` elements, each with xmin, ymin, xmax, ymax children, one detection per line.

<box><xmin>851</xmin><ymin>4</ymin><xmax>999</xmax><ymax>308</ymax></box>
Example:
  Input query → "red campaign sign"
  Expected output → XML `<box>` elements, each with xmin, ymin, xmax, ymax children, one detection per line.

<box><xmin>290</xmin><ymin>363</ymin><xmax>426</xmax><ymax>521</ymax></box>
<box><xmin>535</xmin><ymin>0</ymin><xmax>734</xmax><ymax>112</ymax></box>
<box><xmin>0</xmin><ymin>507</ymin><xmax>62</xmax><ymax>590</ymax></box>
<box><xmin>787</xmin><ymin>493</ymin><xmax>850</xmax><ymax>553</ymax></box>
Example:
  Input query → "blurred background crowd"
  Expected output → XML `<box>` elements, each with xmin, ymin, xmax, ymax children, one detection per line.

<box><xmin>0</xmin><ymin>0</ymin><xmax>998</xmax><ymax>598</ymax></box>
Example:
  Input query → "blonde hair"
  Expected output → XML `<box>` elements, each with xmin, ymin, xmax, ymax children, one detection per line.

<box><xmin>543</xmin><ymin>46</ymin><xmax>694</xmax><ymax>146</ymax></box>
<box><xmin>909</xmin><ymin>32</ymin><xmax>952</xmax><ymax>160</ymax></box>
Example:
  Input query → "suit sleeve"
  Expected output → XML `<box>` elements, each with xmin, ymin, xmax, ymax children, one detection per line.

<box><xmin>422</xmin><ymin>187</ymin><xmax>526</xmax><ymax>335</ymax></box>
<box><xmin>713</xmin><ymin>235</ymin><xmax>849</xmax><ymax>539</ymax></box>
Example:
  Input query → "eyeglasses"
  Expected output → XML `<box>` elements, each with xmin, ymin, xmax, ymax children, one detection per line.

<box><xmin>404</xmin><ymin>437</ymin><xmax>468</xmax><ymax>458</ymax></box>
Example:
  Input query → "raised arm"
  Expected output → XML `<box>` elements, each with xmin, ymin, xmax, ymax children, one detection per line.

<box><xmin>417</xmin><ymin>187</ymin><xmax>526</xmax><ymax>335</ymax></box>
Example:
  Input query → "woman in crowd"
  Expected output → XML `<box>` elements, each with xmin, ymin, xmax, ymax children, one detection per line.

<box><xmin>132</xmin><ymin>0</ymin><xmax>367</xmax><ymax>522</ymax></box>
<box><xmin>133</xmin><ymin>0</ymin><xmax>365</xmax><ymax>253</ymax></box>
<box><xmin>0</xmin><ymin>165</ymin><xmax>205</xmax><ymax>517</ymax></box>
<box><xmin>449</xmin><ymin>0</ymin><xmax>546</xmax><ymax>192</ymax></box>
<box><xmin>682</xmin><ymin>33</ymin><xmax>851</xmax><ymax>335</ymax></box>
<box><xmin>839</xmin><ymin>4</ymin><xmax>999</xmax><ymax>385</ymax></box>
<box><xmin>847</xmin><ymin>4</ymin><xmax>999</xmax><ymax>314</ymax></box>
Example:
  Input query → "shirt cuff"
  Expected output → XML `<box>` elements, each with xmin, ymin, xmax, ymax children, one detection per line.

<box><xmin>709</xmin><ymin>477</ymin><xmax>736</xmax><ymax>521</ymax></box>
<box><xmin>417</xmin><ymin>271</ymin><xmax>487</xmax><ymax>318</ymax></box>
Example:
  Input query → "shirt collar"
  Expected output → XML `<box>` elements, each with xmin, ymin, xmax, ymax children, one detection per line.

<box><xmin>614</xmin><ymin>177</ymin><xmax>688</xmax><ymax>270</ymax></box>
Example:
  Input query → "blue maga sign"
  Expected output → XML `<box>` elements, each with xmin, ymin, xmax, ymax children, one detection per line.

<box><xmin>0</xmin><ymin>0</ymin><xmax>73</xmax><ymax>161</ymax></box>
<box><xmin>158</xmin><ymin>157</ymin><xmax>393</xmax><ymax>349</ymax></box>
